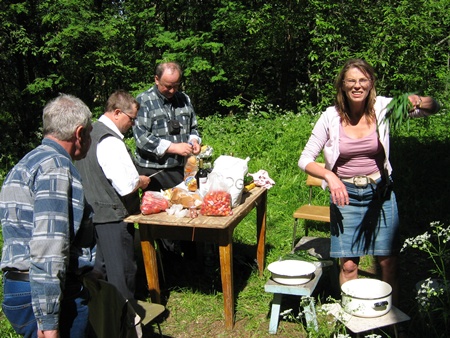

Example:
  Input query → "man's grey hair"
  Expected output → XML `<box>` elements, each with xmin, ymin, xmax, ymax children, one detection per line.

<box><xmin>43</xmin><ymin>94</ymin><xmax>92</xmax><ymax>141</ymax></box>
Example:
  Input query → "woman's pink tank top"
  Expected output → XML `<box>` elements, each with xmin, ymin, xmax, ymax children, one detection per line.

<box><xmin>334</xmin><ymin>123</ymin><xmax>384</xmax><ymax>177</ymax></box>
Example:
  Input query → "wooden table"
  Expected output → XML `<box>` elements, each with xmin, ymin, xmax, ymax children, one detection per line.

<box><xmin>124</xmin><ymin>187</ymin><xmax>267</xmax><ymax>329</ymax></box>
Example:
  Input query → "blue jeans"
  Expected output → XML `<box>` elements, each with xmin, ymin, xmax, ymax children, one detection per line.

<box><xmin>2</xmin><ymin>278</ymin><xmax>35</xmax><ymax>337</ymax></box>
<box><xmin>2</xmin><ymin>276</ymin><xmax>90</xmax><ymax>338</ymax></box>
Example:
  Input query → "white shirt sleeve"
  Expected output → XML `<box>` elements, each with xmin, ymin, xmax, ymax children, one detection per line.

<box><xmin>97</xmin><ymin>136</ymin><xmax>140</xmax><ymax>196</ymax></box>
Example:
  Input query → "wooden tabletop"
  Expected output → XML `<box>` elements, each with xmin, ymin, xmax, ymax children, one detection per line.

<box><xmin>124</xmin><ymin>186</ymin><xmax>267</xmax><ymax>230</ymax></box>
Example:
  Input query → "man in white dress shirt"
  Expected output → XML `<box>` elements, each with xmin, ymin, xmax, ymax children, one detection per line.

<box><xmin>76</xmin><ymin>90</ymin><xmax>150</xmax><ymax>311</ymax></box>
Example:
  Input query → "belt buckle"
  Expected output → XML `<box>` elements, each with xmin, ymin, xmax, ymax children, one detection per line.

<box><xmin>353</xmin><ymin>175</ymin><xmax>369</xmax><ymax>187</ymax></box>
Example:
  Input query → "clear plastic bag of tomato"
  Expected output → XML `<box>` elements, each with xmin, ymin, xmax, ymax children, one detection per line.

<box><xmin>140</xmin><ymin>191</ymin><xmax>170</xmax><ymax>215</ymax></box>
<box><xmin>200</xmin><ymin>172</ymin><xmax>232</xmax><ymax>216</ymax></box>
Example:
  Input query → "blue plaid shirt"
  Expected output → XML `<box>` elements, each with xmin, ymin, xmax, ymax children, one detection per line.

<box><xmin>0</xmin><ymin>138</ymin><xmax>95</xmax><ymax>331</ymax></box>
<box><xmin>133</xmin><ymin>85</ymin><xmax>201</xmax><ymax>169</ymax></box>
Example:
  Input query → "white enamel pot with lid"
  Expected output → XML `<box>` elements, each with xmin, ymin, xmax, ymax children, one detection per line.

<box><xmin>341</xmin><ymin>278</ymin><xmax>392</xmax><ymax>318</ymax></box>
<box><xmin>267</xmin><ymin>260</ymin><xmax>316</xmax><ymax>285</ymax></box>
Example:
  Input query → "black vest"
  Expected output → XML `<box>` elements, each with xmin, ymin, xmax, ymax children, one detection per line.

<box><xmin>75</xmin><ymin>121</ymin><xmax>140</xmax><ymax>223</ymax></box>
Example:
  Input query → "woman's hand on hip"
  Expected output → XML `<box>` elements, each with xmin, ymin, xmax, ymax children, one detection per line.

<box><xmin>326</xmin><ymin>172</ymin><xmax>349</xmax><ymax>206</ymax></box>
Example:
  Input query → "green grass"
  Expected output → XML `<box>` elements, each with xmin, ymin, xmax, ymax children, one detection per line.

<box><xmin>1</xmin><ymin>107</ymin><xmax>450</xmax><ymax>337</ymax></box>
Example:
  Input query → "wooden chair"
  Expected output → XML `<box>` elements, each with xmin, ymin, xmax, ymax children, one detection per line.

<box><xmin>292</xmin><ymin>163</ymin><xmax>330</xmax><ymax>249</ymax></box>
<box><xmin>83</xmin><ymin>278</ymin><xmax>165</xmax><ymax>337</ymax></box>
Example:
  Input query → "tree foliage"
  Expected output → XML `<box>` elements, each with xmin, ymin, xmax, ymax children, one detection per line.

<box><xmin>0</xmin><ymin>0</ymin><xmax>449</xmax><ymax>172</ymax></box>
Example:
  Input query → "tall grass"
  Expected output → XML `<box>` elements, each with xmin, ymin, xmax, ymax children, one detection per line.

<box><xmin>1</xmin><ymin>104</ymin><xmax>449</xmax><ymax>337</ymax></box>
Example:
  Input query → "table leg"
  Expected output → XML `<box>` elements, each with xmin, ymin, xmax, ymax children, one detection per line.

<box><xmin>256</xmin><ymin>190</ymin><xmax>267</xmax><ymax>276</ymax></box>
<box><xmin>219</xmin><ymin>241</ymin><xmax>234</xmax><ymax>329</ymax></box>
<box><xmin>138</xmin><ymin>224</ymin><xmax>161</xmax><ymax>304</ymax></box>
<box><xmin>268</xmin><ymin>293</ymin><xmax>282</xmax><ymax>334</ymax></box>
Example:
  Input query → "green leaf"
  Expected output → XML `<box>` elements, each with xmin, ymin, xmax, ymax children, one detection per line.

<box><xmin>385</xmin><ymin>92</ymin><xmax>415</xmax><ymax>133</ymax></box>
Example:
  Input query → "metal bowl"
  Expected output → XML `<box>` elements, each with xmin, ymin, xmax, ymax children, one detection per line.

<box><xmin>267</xmin><ymin>260</ymin><xmax>316</xmax><ymax>285</ymax></box>
<box><xmin>341</xmin><ymin>279</ymin><xmax>392</xmax><ymax>317</ymax></box>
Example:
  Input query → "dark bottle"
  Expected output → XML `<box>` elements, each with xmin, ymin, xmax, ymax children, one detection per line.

<box><xmin>196</xmin><ymin>159</ymin><xmax>208</xmax><ymax>192</ymax></box>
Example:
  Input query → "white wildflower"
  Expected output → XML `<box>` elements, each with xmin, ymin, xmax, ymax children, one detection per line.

<box><xmin>438</xmin><ymin>226</ymin><xmax>450</xmax><ymax>244</ymax></box>
<box><xmin>401</xmin><ymin>232</ymin><xmax>431</xmax><ymax>252</ymax></box>
<box><xmin>280</xmin><ymin>308</ymin><xmax>296</xmax><ymax>321</ymax></box>
<box><xmin>280</xmin><ymin>308</ymin><xmax>293</xmax><ymax>317</ymax></box>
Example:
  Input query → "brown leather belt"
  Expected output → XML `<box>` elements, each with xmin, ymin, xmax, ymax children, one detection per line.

<box><xmin>340</xmin><ymin>171</ymin><xmax>381</xmax><ymax>187</ymax></box>
<box><xmin>4</xmin><ymin>271</ymin><xmax>30</xmax><ymax>282</ymax></box>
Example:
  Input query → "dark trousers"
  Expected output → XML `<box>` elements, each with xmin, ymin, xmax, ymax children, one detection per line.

<box><xmin>136</xmin><ymin>165</ymin><xmax>184</xmax><ymax>191</ymax></box>
<box><xmin>94</xmin><ymin>221</ymin><xmax>137</xmax><ymax>303</ymax></box>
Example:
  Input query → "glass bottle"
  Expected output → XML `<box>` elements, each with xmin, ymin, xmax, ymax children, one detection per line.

<box><xmin>196</xmin><ymin>159</ymin><xmax>208</xmax><ymax>192</ymax></box>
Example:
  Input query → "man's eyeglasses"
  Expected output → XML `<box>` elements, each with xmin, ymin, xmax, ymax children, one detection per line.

<box><xmin>120</xmin><ymin>111</ymin><xmax>137</xmax><ymax>123</ymax></box>
<box><xmin>157</xmin><ymin>80</ymin><xmax>181</xmax><ymax>91</ymax></box>
<box><xmin>343</xmin><ymin>78</ymin><xmax>371</xmax><ymax>87</ymax></box>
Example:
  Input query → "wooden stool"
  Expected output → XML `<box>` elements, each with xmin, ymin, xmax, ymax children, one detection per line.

<box><xmin>324</xmin><ymin>303</ymin><xmax>410</xmax><ymax>337</ymax></box>
<box><xmin>264</xmin><ymin>264</ymin><xmax>323</xmax><ymax>334</ymax></box>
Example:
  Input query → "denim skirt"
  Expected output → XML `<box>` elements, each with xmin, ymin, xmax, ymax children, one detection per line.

<box><xmin>329</xmin><ymin>177</ymin><xmax>400</xmax><ymax>258</ymax></box>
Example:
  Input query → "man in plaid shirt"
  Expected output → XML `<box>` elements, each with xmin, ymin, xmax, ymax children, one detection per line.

<box><xmin>133</xmin><ymin>62</ymin><xmax>202</xmax><ymax>191</ymax></box>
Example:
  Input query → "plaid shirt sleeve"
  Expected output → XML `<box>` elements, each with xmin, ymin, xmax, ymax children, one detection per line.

<box><xmin>30</xmin><ymin>165</ymin><xmax>73</xmax><ymax>329</ymax></box>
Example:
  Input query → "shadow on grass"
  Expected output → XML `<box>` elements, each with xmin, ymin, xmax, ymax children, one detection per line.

<box><xmin>136</xmin><ymin>240</ymin><xmax>258</xmax><ymax>303</ymax></box>
<box><xmin>391</xmin><ymin>136</ymin><xmax>450</xmax><ymax>232</ymax></box>
<box><xmin>391</xmin><ymin>134</ymin><xmax>450</xmax><ymax>338</ymax></box>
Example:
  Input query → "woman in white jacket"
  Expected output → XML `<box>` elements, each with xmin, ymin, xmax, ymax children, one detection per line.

<box><xmin>298</xmin><ymin>58</ymin><xmax>440</xmax><ymax>305</ymax></box>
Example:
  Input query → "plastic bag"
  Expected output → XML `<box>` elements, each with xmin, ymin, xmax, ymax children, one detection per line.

<box><xmin>211</xmin><ymin>155</ymin><xmax>250</xmax><ymax>207</ymax></box>
<box><xmin>165</xmin><ymin>204</ymin><xmax>189</xmax><ymax>218</ymax></box>
<box><xmin>200</xmin><ymin>172</ymin><xmax>232</xmax><ymax>216</ymax></box>
<box><xmin>140</xmin><ymin>191</ymin><xmax>170</xmax><ymax>215</ymax></box>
